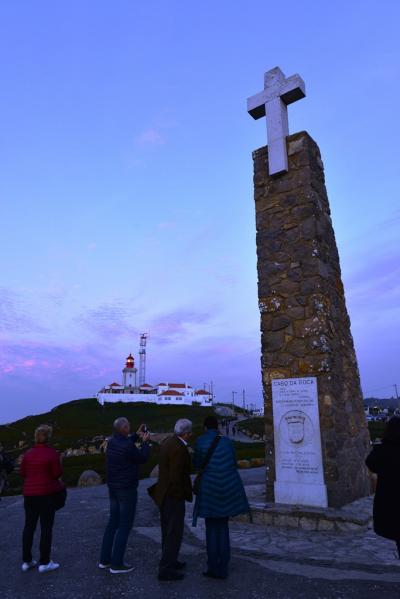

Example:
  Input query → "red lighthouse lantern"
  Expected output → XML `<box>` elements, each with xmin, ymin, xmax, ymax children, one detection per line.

<box><xmin>125</xmin><ymin>353</ymin><xmax>134</xmax><ymax>369</ymax></box>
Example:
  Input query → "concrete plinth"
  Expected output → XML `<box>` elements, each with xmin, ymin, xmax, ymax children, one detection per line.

<box><xmin>238</xmin><ymin>485</ymin><xmax>373</xmax><ymax>532</ymax></box>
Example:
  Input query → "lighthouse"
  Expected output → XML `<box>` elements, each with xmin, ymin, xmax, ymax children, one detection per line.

<box><xmin>96</xmin><ymin>349</ymin><xmax>213</xmax><ymax>407</ymax></box>
<box><xmin>122</xmin><ymin>353</ymin><xmax>137</xmax><ymax>390</ymax></box>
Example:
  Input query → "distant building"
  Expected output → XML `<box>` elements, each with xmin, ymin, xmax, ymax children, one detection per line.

<box><xmin>96</xmin><ymin>354</ymin><xmax>213</xmax><ymax>407</ymax></box>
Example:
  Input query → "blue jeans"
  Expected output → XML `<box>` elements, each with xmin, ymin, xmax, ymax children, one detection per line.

<box><xmin>205</xmin><ymin>517</ymin><xmax>230</xmax><ymax>578</ymax></box>
<box><xmin>100</xmin><ymin>487</ymin><xmax>137</xmax><ymax>567</ymax></box>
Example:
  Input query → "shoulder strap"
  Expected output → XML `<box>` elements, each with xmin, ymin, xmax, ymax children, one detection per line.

<box><xmin>199</xmin><ymin>435</ymin><xmax>221</xmax><ymax>473</ymax></box>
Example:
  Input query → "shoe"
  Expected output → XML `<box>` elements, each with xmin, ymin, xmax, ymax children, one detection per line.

<box><xmin>38</xmin><ymin>561</ymin><xmax>60</xmax><ymax>573</ymax></box>
<box><xmin>21</xmin><ymin>560</ymin><xmax>37</xmax><ymax>572</ymax></box>
<box><xmin>110</xmin><ymin>564</ymin><xmax>134</xmax><ymax>574</ymax></box>
<box><xmin>158</xmin><ymin>570</ymin><xmax>184</xmax><ymax>581</ymax></box>
<box><xmin>98</xmin><ymin>563</ymin><xmax>111</xmax><ymax>569</ymax></box>
<box><xmin>173</xmin><ymin>561</ymin><xmax>186</xmax><ymax>570</ymax></box>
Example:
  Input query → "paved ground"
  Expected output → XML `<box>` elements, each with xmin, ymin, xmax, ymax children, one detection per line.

<box><xmin>0</xmin><ymin>469</ymin><xmax>399</xmax><ymax>599</ymax></box>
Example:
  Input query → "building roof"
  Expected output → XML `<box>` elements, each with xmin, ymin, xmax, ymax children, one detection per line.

<box><xmin>109</xmin><ymin>382</ymin><xmax>122</xmax><ymax>387</ymax></box>
<box><xmin>140</xmin><ymin>384</ymin><xmax>153</xmax><ymax>388</ymax></box>
<box><xmin>195</xmin><ymin>389</ymin><xmax>211</xmax><ymax>395</ymax></box>
<box><xmin>168</xmin><ymin>383</ymin><xmax>192</xmax><ymax>388</ymax></box>
<box><xmin>156</xmin><ymin>383</ymin><xmax>167</xmax><ymax>386</ymax></box>
<box><xmin>160</xmin><ymin>390</ymin><xmax>184</xmax><ymax>396</ymax></box>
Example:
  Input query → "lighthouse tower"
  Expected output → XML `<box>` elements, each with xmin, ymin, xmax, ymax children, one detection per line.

<box><xmin>122</xmin><ymin>353</ymin><xmax>137</xmax><ymax>390</ymax></box>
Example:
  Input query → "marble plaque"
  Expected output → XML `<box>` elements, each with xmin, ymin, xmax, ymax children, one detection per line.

<box><xmin>272</xmin><ymin>377</ymin><xmax>327</xmax><ymax>508</ymax></box>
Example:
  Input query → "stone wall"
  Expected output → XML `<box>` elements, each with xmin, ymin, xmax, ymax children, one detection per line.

<box><xmin>253</xmin><ymin>131</ymin><xmax>371</xmax><ymax>507</ymax></box>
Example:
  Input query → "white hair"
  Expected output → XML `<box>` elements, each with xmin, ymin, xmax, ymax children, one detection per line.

<box><xmin>35</xmin><ymin>425</ymin><xmax>53</xmax><ymax>444</ymax></box>
<box><xmin>174</xmin><ymin>419</ymin><xmax>192</xmax><ymax>436</ymax></box>
<box><xmin>113</xmin><ymin>417</ymin><xmax>129</xmax><ymax>432</ymax></box>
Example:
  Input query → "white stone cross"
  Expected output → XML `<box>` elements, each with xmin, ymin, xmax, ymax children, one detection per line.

<box><xmin>247</xmin><ymin>67</ymin><xmax>306</xmax><ymax>176</ymax></box>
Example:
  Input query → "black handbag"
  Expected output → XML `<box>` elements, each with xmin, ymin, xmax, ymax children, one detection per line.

<box><xmin>193</xmin><ymin>435</ymin><xmax>221</xmax><ymax>495</ymax></box>
<box><xmin>53</xmin><ymin>487</ymin><xmax>67</xmax><ymax>511</ymax></box>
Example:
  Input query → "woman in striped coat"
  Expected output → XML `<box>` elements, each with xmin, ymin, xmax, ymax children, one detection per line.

<box><xmin>192</xmin><ymin>416</ymin><xmax>250</xmax><ymax>579</ymax></box>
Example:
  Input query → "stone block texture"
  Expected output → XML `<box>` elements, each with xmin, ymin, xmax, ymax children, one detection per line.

<box><xmin>253</xmin><ymin>131</ymin><xmax>371</xmax><ymax>507</ymax></box>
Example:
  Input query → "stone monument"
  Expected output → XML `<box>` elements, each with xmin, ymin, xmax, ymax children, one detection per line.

<box><xmin>247</xmin><ymin>67</ymin><xmax>371</xmax><ymax>508</ymax></box>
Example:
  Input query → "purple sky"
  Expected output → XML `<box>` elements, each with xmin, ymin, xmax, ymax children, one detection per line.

<box><xmin>1</xmin><ymin>1</ymin><xmax>399</xmax><ymax>423</ymax></box>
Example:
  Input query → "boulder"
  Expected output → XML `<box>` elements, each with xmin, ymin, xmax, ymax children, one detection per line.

<box><xmin>77</xmin><ymin>470</ymin><xmax>102</xmax><ymax>487</ymax></box>
<box><xmin>250</xmin><ymin>458</ymin><xmax>265</xmax><ymax>467</ymax></box>
<box><xmin>237</xmin><ymin>460</ymin><xmax>251</xmax><ymax>469</ymax></box>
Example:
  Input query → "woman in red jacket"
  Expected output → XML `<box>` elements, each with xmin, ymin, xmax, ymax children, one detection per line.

<box><xmin>20</xmin><ymin>425</ymin><xmax>63</xmax><ymax>573</ymax></box>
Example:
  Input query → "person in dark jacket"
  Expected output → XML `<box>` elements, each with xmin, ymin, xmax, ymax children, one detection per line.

<box><xmin>193</xmin><ymin>416</ymin><xmax>250</xmax><ymax>579</ymax></box>
<box><xmin>366</xmin><ymin>416</ymin><xmax>400</xmax><ymax>558</ymax></box>
<box><xmin>0</xmin><ymin>442</ymin><xmax>14</xmax><ymax>500</ymax></box>
<box><xmin>99</xmin><ymin>417</ymin><xmax>150</xmax><ymax>574</ymax></box>
<box><xmin>20</xmin><ymin>425</ymin><xmax>64</xmax><ymax>573</ymax></box>
<box><xmin>148</xmin><ymin>419</ymin><xmax>193</xmax><ymax>582</ymax></box>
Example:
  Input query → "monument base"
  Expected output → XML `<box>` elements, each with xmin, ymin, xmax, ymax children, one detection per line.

<box><xmin>275</xmin><ymin>481</ymin><xmax>328</xmax><ymax>508</ymax></box>
<box><xmin>236</xmin><ymin>485</ymin><xmax>372</xmax><ymax>531</ymax></box>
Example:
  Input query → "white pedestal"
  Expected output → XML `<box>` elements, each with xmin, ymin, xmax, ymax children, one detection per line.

<box><xmin>272</xmin><ymin>377</ymin><xmax>327</xmax><ymax>509</ymax></box>
<box><xmin>275</xmin><ymin>481</ymin><xmax>327</xmax><ymax>508</ymax></box>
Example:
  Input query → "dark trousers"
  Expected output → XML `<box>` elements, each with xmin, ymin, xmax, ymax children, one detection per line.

<box><xmin>22</xmin><ymin>495</ymin><xmax>56</xmax><ymax>565</ymax></box>
<box><xmin>205</xmin><ymin>517</ymin><xmax>230</xmax><ymax>578</ymax></box>
<box><xmin>159</xmin><ymin>497</ymin><xmax>185</xmax><ymax>574</ymax></box>
<box><xmin>100</xmin><ymin>487</ymin><xmax>137</xmax><ymax>567</ymax></box>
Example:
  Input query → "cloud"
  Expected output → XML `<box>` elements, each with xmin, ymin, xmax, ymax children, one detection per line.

<box><xmin>135</xmin><ymin>128</ymin><xmax>166</xmax><ymax>146</ymax></box>
<box><xmin>0</xmin><ymin>287</ymin><xmax>46</xmax><ymax>334</ymax></box>
<box><xmin>157</xmin><ymin>222</ymin><xmax>177</xmax><ymax>230</ymax></box>
<box><xmin>149</xmin><ymin>308</ymin><xmax>212</xmax><ymax>345</ymax></box>
<box><xmin>341</xmin><ymin>210</ymin><xmax>400</xmax><ymax>325</ymax></box>
<box><xmin>215</xmin><ymin>273</ymin><xmax>237</xmax><ymax>287</ymax></box>
<box><xmin>345</xmin><ymin>247</ymin><xmax>400</xmax><ymax>323</ymax></box>
<box><xmin>134</xmin><ymin>114</ymin><xmax>179</xmax><ymax>149</ymax></box>
<box><xmin>0</xmin><ymin>339</ymin><xmax>115</xmax><ymax>382</ymax></box>
<box><xmin>0</xmin><ymin>339</ymin><xmax>118</xmax><ymax>423</ymax></box>
<box><xmin>0</xmin><ymin>340</ymin><xmax>64</xmax><ymax>378</ymax></box>
<box><xmin>44</xmin><ymin>286</ymin><xmax>70</xmax><ymax>307</ymax></box>
<box><xmin>77</xmin><ymin>300</ymin><xmax>139</xmax><ymax>340</ymax></box>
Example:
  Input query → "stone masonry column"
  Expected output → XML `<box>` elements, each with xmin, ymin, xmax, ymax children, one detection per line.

<box><xmin>254</xmin><ymin>131</ymin><xmax>371</xmax><ymax>508</ymax></box>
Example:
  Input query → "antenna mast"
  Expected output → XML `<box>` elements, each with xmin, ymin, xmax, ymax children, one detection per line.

<box><xmin>138</xmin><ymin>333</ymin><xmax>148</xmax><ymax>387</ymax></box>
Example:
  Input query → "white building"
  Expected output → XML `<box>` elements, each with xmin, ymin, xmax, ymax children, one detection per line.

<box><xmin>96</xmin><ymin>354</ymin><xmax>213</xmax><ymax>407</ymax></box>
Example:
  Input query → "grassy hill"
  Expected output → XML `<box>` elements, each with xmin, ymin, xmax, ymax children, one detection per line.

<box><xmin>0</xmin><ymin>398</ymin><xmax>265</xmax><ymax>495</ymax></box>
<box><xmin>0</xmin><ymin>398</ymin><xmax>216</xmax><ymax>452</ymax></box>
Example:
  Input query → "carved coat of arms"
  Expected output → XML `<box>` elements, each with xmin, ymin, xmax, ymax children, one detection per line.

<box><xmin>285</xmin><ymin>412</ymin><xmax>306</xmax><ymax>444</ymax></box>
